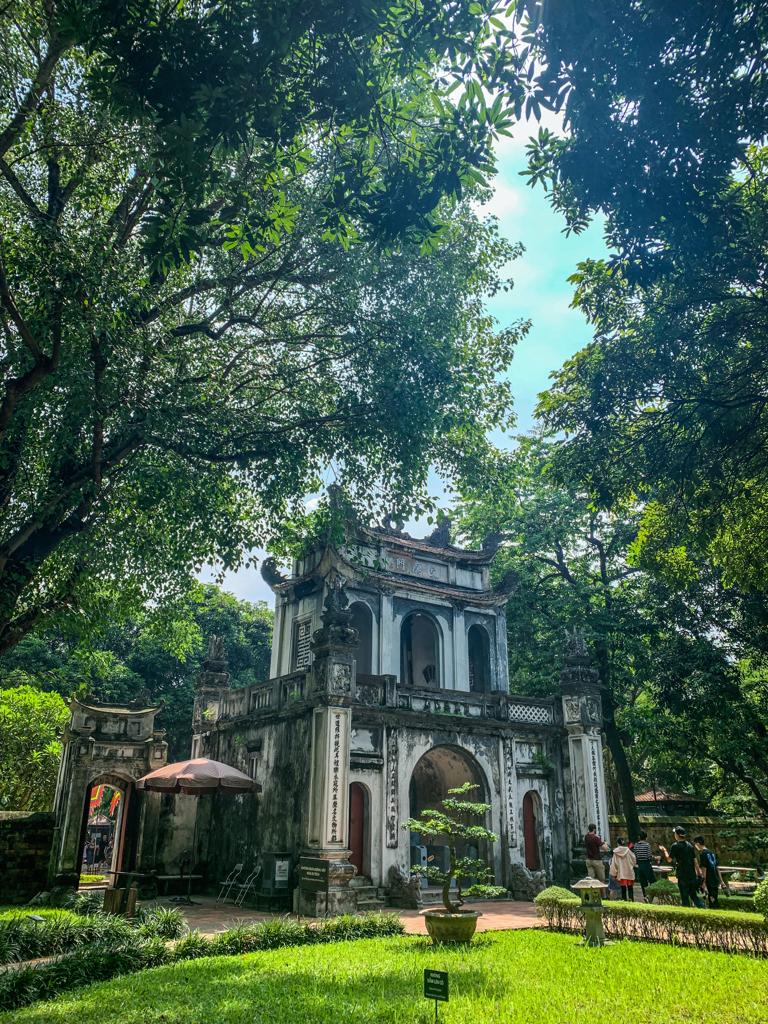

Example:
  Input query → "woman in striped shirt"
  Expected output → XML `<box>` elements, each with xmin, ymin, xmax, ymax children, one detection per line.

<box><xmin>633</xmin><ymin>830</ymin><xmax>655</xmax><ymax>900</ymax></box>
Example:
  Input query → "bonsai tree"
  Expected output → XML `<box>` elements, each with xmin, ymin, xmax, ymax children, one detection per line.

<box><xmin>403</xmin><ymin>783</ymin><xmax>507</xmax><ymax>912</ymax></box>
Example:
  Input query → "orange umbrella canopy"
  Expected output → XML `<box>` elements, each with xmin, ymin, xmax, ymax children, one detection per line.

<box><xmin>136</xmin><ymin>758</ymin><xmax>261</xmax><ymax>796</ymax></box>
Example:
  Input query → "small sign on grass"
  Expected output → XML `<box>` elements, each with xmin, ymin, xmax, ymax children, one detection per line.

<box><xmin>424</xmin><ymin>968</ymin><xmax>449</xmax><ymax>1021</ymax></box>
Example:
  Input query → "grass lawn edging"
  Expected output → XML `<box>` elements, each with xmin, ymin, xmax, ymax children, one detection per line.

<box><xmin>534</xmin><ymin>886</ymin><xmax>768</xmax><ymax>956</ymax></box>
<box><xmin>0</xmin><ymin>912</ymin><xmax>404</xmax><ymax>1012</ymax></box>
<box><xmin>4</xmin><ymin>931</ymin><xmax>768</xmax><ymax>1024</ymax></box>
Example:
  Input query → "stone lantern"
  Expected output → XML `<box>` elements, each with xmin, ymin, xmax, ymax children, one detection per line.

<box><xmin>571</xmin><ymin>877</ymin><xmax>609</xmax><ymax>947</ymax></box>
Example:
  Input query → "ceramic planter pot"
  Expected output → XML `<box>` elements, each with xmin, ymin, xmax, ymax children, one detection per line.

<box><xmin>422</xmin><ymin>909</ymin><xmax>481</xmax><ymax>944</ymax></box>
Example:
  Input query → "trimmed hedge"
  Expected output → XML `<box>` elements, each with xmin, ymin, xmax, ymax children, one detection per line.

<box><xmin>534</xmin><ymin>886</ymin><xmax>768</xmax><ymax>956</ymax></box>
<box><xmin>0</xmin><ymin>912</ymin><xmax>405</xmax><ymax>1011</ymax></box>
<box><xmin>646</xmin><ymin>880</ymin><xmax>758</xmax><ymax>914</ymax></box>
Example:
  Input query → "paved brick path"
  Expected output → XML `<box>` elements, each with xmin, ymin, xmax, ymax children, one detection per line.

<box><xmin>148</xmin><ymin>896</ymin><xmax>541</xmax><ymax>936</ymax></box>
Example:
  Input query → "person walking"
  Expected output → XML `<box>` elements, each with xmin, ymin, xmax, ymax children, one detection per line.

<box><xmin>659</xmin><ymin>826</ymin><xmax>704</xmax><ymax>908</ymax></box>
<box><xmin>584</xmin><ymin>823</ymin><xmax>609</xmax><ymax>881</ymax></box>
<box><xmin>633</xmin><ymin>830</ymin><xmax>655</xmax><ymax>900</ymax></box>
<box><xmin>694</xmin><ymin>836</ymin><xmax>724</xmax><ymax>908</ymax></box>
<box><xmin>610</xmin><ymin>837</ymin><xmax>637</xmax><ymax>901</ymax></box>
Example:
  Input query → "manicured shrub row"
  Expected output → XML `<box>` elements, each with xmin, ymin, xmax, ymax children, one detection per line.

<box><xmin>0</xmin><ymin>913</ymin><xmax>404</xmax><ymax>1011</ymax></box>
<box><xmin>534</xmin><ymin>886</ymin><xmax>768</xmax><ymax>956</ymax></box>
<box><xmin>646</xmin><ymin>879</ymin><xmax>758</xmax><ymax>914</ymax></box>
<box><xmin>719</xmin><ymin>895</ymin><xmax>761</xmax><ymax>913</ymax></box>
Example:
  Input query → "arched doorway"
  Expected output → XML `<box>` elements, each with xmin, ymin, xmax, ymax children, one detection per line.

<box><xmin>408</xmin><ymin>746</ymin><xmax>488</xmax><ymax>876</ymax></box>
<box><xmin>77</xmin><ymin>773</ymin><xmax>137</xmax><ymax>886</ymax></box>
<box><xmin>401</xmin><ymin>612</ymin><xmax>440</xmax><ymax>688</ymax></box>
<box><xmin>348</xmin><ymin>782</ymin><xmax>370</xmax><ymax>878</ymax></box>
<box><xmin>350</xmin><ymin>602</ymin><xmax>373</xmax><ymax>676</ymax></box>
<box><xmin>522</xmin><ymin>790</ymin><xmax>542</xmax><ymax>870</ymax></box>
<box><xmin>468</xmin><ymin>624</ymin><xmax>491</xmax><ymax>692</ymax></box>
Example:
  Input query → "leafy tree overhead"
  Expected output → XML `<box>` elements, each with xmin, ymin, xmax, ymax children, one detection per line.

<box><xmin>506</xmin><ymin>2</ymin><xmax>768</xmax><ymax>594</ymax></box>
<box><xmin>0</xmin><ymin>684</ymin><xmax>69</xmax><ymax>810</ymax></box>
<box><xmin>456</xmin><ymin>438</ymin><xmax>768</xmax><ymax>831</ymax></box>
<box><xmin>0</xmin><ymin>584</ymin><xmax>273</xmax><ymax>760</ymax></box>
<box><xmin>536</xmin><ymin>153</ymin><xmax>768</xmax><ymax>592</ymax></box>
<box><xmin>0</xmin><ymin>0</ymin><xmax>525</xmax><ymax>654</ymax></box>
<box><xmin>457</xmin><ymin>438</ymin><xmax>649</xmax><ymax>836</ymax></box>
<box><xmin>517</xmin><ymin>0</ymin><xmax>768</xmax><ymax>271</ymax></box>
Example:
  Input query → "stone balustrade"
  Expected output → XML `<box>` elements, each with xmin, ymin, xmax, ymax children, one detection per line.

<box><xmin>209</xmin><ymin>670</ymin><xmax>555</xmax><ymax>729</ymax></box>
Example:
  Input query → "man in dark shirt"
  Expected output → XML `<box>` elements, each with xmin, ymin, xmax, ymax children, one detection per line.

<box><xmin>584</xmin><ymin>823</ymin><xmax>607</xmax><ymax>881</ymax></box>
<box><xmin>694</xmin><ymin>836</ymin><xmax>723</xmax><ymax>908</ymax></box>
<box><xmin>659</xmin><ymin>826</ymin><xmax>704</xmax><ymax>908</ymax></box>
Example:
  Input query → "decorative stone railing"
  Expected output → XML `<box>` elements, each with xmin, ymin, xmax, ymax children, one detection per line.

<box><xmin>209</xmin><ymin>672</ymin><xmax>554</xmax><ymax>728</ymax></box>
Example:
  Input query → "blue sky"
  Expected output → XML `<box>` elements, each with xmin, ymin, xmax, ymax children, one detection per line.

<box><xmin>201</xmin><ymin>116</ymin><xmax>607</xmax><ymax>606</ymax></box>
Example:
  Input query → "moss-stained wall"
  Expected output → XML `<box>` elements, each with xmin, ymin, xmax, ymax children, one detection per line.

<box><xmin>202</xmin><ymin>714</ymin><xmax>313</xmax><ymax>876</ymax></box>
<box><xmin>0</xmin><ymin>811</ymin><xmax>54</xmax><ymax>903</ymax></box>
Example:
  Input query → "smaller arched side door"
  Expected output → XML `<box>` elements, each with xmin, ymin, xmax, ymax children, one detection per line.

<box><xmin>522</xmin><ymin>790</ymin><xmax>542</xmax><ymax>871</ymax></box>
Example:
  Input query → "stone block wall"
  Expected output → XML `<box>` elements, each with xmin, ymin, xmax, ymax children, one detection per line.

<box><xmin>609</xmin><ymin>814</ymin><xmax>768</xmax><ymax>866</ymax></box>
<box><xmin>0</xmin><ymin>811</ymin><xmax>55</xmax><ymax>904</ymax></box>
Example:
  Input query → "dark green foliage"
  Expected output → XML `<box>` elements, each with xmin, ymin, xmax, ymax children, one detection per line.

<box><xmin>0</xmin><ymin>685</ymin><xmax>68</xmax><ymax>810</ymax></box>
<box><xmin>755</xmin><ymin>880</ymin><xmax>768</xmax><ymax>921</ymax></box>
<box><xmin>646</xmin><ymin>879</ymin><xmax>680</xmax><ymax>905</ymax></box>
<box><xmin>517</xmin><ymin>0</ymin><xmax>768</xmax><ymax>271</ymax></box>
<box><xmin>63</xmin><ymin>890</ymin><xmax>106</xmax><ymax>916</ymax></box>
<box><xmin>170</xmin><ymin>930</ymin><xmax>213</xmax><ymax>962</ymax></box>
<box><xmin>0</xmin><ymin>584</ymin><xmax>273</xmax><ymax>760</ymax></box>
<box><xmin>135</xmin><ymin>906</ymin><xmax>187</xmax><ymax>940</ymax></box>
<box><xmin>0</xmin><ymin>935</ymin><xmax>170</xmax><ymax>1011</ymax></box>
<box><xmin>0</xmin><ymin>910</ymin><xmax>134</xmax><ymax>964</ymax></box>
<box><xmin>0</xmin><ymin>0</ymin><xmax>523</xmax><ymax>656</ymax></box>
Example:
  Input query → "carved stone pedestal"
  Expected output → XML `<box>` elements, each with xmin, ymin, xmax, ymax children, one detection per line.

<box><xmin>296</xmin><ymin>851</ymin><xmax>357</xmax><ymax>916</ymax></box>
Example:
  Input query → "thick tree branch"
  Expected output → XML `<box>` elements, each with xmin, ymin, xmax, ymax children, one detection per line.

<box><xmin>0</xmin><ymin>42</ymin><xmax>66</xmax><ymax>159</ymax></box>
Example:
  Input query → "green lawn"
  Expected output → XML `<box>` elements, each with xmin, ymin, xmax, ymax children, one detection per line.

<box><xmin>3</xmin><ymin>931</ymin><xmax>768</xmax><ymax>1024</ymax></box>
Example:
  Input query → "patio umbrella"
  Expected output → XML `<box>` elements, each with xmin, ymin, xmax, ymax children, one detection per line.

<box><xmin>136</xmin><ymin>758</ymin><xmax>260</xmax><ymax>903</ymax></box>
<box><xmin>136</xmin><ymin>757</ymin><xmax>261</xmax><ymax>796</ymax></box>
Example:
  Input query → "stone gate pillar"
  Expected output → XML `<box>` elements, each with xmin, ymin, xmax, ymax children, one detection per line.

<box><xmin>298</xmin><ymin>576</ymin><xmax>359</xmax><ymax>916</ymax></box>
<box><xmin>560</xmin><ymin>630</ymin><xmax>610</xmax><ymax>871</ymax></box>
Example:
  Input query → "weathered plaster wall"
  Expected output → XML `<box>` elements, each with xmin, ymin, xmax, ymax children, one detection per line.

<box><xmin>0</xmin><ymin>811</ymin><xmax>55</xmax><ymax>904</ymax></box>
<box><xmin>201</xmin><ymin>714</ymin><xmax>314</xmax><ymax>877</ymax></box>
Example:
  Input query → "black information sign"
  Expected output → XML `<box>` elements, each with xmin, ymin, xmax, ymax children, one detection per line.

<box><xmin>299</xmin><ymin>857</ymin><xmax>329</xmax><ymax>892</ymax></box>
<box><xmin>424</xmin><ymin>969</ymin><xmax>449</xmax><ymax>1003</ymax></box>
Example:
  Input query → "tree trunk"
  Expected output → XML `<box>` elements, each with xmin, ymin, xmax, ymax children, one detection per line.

<box><xmin>593</xmin><ymin>635</ymin><xmax>641</xmax><ymax>840</ymax></box>
<box><xmin>603</xmin><ymin>714</ymin><xmax>641</xmax><ymax>840</ymax></box>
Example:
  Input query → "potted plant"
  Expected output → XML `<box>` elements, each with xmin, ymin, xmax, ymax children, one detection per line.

<box><xmin>402</xmin><ymin>782</ymin><xmax>506</xmax><ymax>943</ymax></box>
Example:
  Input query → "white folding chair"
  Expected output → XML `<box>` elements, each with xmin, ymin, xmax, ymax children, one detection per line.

<box><xmin>217</xmin><ymin>862</ymin><xmax>244</xmax><ymax>903</ymax></box>
<box><xmin>234</xmin><ymin>865</ymin><xmax>262</xmax><ymax>907</ymax></box>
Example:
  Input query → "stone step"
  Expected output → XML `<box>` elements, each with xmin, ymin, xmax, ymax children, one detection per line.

<box><xmin>356</xmin><ymin>897</ymin><xmax>386</xmax><ymax>910</ymax></box>
<box><xmin>350</xmin><ymin>875</ymin><xmax>373</xmax><ymax>889</ymax></box>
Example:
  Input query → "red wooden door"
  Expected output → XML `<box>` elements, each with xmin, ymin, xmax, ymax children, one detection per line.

<box><xmin>348</xmin><ymin>783</ymin><xmax>365</xmax><ymax>876</ymax></box>
<box><xmin>523</xmin><ymin>792</ymin><xmax>540</xmax><ymax>870</ymax></box>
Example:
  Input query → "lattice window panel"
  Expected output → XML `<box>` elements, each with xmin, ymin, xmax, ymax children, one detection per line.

<box><xmin>293</xmin><ymin>619</ymin><xmax>312</xmax><ymax>669</ymax></box>
<box><xmin>507</xmin><ymin>703</ymin><xmax>553</xmax><ymax>725</ymax></box>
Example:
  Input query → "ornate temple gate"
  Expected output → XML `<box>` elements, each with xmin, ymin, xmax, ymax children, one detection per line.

<box><xmin>51</xmin><ymin>698</ymin><xmax>168</xmax><ymax>885</ymax></box>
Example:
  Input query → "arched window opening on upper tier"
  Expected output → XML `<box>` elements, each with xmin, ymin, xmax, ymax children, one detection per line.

<box><xmin>401</xmin><ymin>612</ymin><xmax>440</xmax><ymax>688</ymax></box>
<box><xmin>468</xmin><ymin>623</ymin><xmax>491</xmax><ymax>693</ymax></box>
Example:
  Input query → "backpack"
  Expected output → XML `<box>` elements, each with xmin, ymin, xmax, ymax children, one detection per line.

<box><xmin>703</xmin><ymin>849</ymin><xmax>717</xmax><ymax>872</ymax></box>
